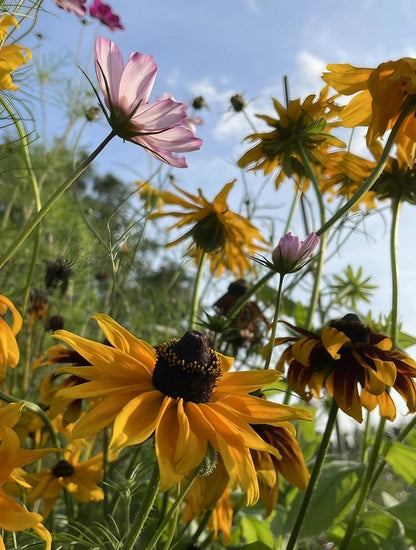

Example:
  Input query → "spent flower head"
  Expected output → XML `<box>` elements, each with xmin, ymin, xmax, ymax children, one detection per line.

<box><xmin>93</xmin><ymin>37</ymin><xmax>202</xmax><ymax>167</ymax></box>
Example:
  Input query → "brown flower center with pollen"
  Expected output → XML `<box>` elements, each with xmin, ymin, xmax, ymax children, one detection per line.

<box><xmin>52</xmin><ymin>459</ymin><xmax>74</xmax><ymax>477</ymax></box>
<box><xmin>152</xmin><ymin>330</ymin><xmax>222</xmax><ymax>403</ymax></box>
<box><xmin>329</xmin><ymin>313</ymin><xmax>371</xmax><ymax>344</ymax></box>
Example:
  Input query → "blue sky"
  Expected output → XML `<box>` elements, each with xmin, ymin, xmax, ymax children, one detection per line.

<box><xmin>21</xmin><ymin>1</ymin><xmax>416</xmax><ymax>343</ymax></box>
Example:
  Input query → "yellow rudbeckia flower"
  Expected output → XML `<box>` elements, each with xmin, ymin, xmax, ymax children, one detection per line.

<box><xmin>0</xmin><ymin>14</ymin><xmax>31</xmax><ymax>91</ymax></box>
<box><xmin>322</xmin><ymin>58</ymin><xmax>416</xmax><ymax>144</ymax></box>
<box><xmin>150</xmin><ymin>180</ymin><xmax>268</xmax><ymax>276</ymax></box>
<box><xmin>0</xmin><ymin>294</ymin><xmax>22</xmax><ymax>378</ymax></box>
<box><xmin>54</xmin><ymin>315</ymin><xmax>312</xmax><ymax>504</ymax></box>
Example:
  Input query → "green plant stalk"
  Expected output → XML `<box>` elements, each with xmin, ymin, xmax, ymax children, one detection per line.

<box><xmin>390</xmin><ymin>199</ymin><xmax>402</xmax><ymax>348</ymax></box>
<box><xmin>339</xmin><ymin>415</ymin><xmax>386</xmax><ymax>550</ymax></box>
<box><xmin>162</xmin><ymin>486</ymin><xmax>180</xmax><ymax>550</ymax></box>
<box><xmin>188</xmin><ymin>508</ymin><xmax>213</xmax><ymax>547</ymax></box>
<box><xmin>123</xmin><ymin>461</ymin><xmax>160</xmax><ymax>550</ymax></box>
<box><xmin>370</xmin><ymin>413</ymin><xmax>416</xmax><ymax>490</ymax></box>
<box><xmin>297</xmin><ymin>143</ymin><xmax>327</xmax><ymax>330</ymax></box>
<box><xmin>284</xmin><ymin>179</ymin><xmax>304</xmax><ymax>234</ymax></box>
<box><xmin>225</xmin><ymin>270</ymin><xmax>275</xmax><ymax>325</ymax></box>
<box><xmin>286</xmin><ymin>399</ymin><xmax>338</xmax><ymax>550</ymax></box>
<box><xmin>143</xmin><ymin>468</ymin><xmax>200</xmax><ymax>550</ymax></box>
<box><xmin>189</xmin><ymin>250</ymin><xmax>207</xmax><ymax>330</ymax></box>
<box><xmin>316</xmin><ymin>103</ymin><xmax>413</xmax><ymax>237</ymax></box>
<box><xmin>264</xmin><ymin>273</ymin><xmax>285</xmax><ymax>370</ymax></box>
<box><xmin>0</xmin><ymin>130</ymin><xmax>116</xmax><ymax>270</ymax></box>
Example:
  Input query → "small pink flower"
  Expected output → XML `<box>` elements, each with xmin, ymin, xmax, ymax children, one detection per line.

<box><xmin>54</xmin><ymin>0</ymin><xmax>87</xmax><ymax>17</ymax></box>
<box><xmin>94</xmin><ymin>37</ymin><xmax>202</xmax><ymax>167</ymax></box>
<box><xmin>272</xmin><ymin>232</ymin><xmax>320</xmax><ymax>274</ymax></box>
<box><xmin>89</xmin><ymin>0</ymin><xmax>124</xmax><ymax>31</ymax></box>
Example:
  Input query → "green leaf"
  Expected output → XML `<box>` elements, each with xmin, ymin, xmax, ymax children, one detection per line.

<box><xmin>384</xmin><ymin>442</ymin><xmax>416</xmax><ymax>486</ymax></box>
<box><xmin>240</xmin><ymin>516</ymin><xmax>275</xmax><ymax>548</ymax></box>
<box><xmin>335</xmin><ymin>510</ymin><xmax>407</xmax><ymax>550</ymax></box>
<box><xmin>397</xmin><ymin>330</ymin><xmax>416</xmax><ymax>348</ymax></box>
<box><xmin>284</xmin><ymin>460</ymin><xmax>364</xmax><ymax>538</ymax></box>
<box><xmin>388</xmin><ymin>492</ymin><xmax>416</xmax><ymax>541</ymax></box>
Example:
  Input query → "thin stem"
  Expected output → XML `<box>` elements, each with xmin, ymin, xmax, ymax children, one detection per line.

<box><xmin>143</xmin><ymin>468</ymin><xmax>200</xmax><ymax>550</ymax></box>
<box><xmin>123</xmin><ymin>461</ymin><xmax>160</xmax><ymax>550</ymax></box>
<box><xmin>286</xmin><ymin>399</ymin><xmax>338</xmax><ymax>550</ymax></box>
<box><xmin>226</xmin><ymin>270</ymin><xmax>274</xmax><ymax>325</ymax></box>
<box><xmin>283</xmin><ymin>180</ymin><xmax>304</xmax><ymax>234</ymax></box>
<box><xmin>390</xmin><ymin>199</ymin><xmax>402</xmax><ymax>348</ymax></box>
<box><xmin>188</xmin><ymin>509</ymin><xmax>213</xmax><ymax>547</ymax></box>
<box><xmin>317</xmin><ymin>103</ymin><xmax>413</xmax><ymax>237</ymax></box>
<box><xmin>189</xmin><ymin>250</ymin><xmax>207</xmax><ymax>330</ymax></box>
<box><xmin>263</xmin><ymin>274</ymin><xmax>284</xmax><ymax>370</ymax></box>
<box><xmin>296</xmin><ymin>143</ymin><xmax>327</xmax><ymax>330</ymax></box>
<box><xmin>339</xmin><ymin>415</ymin><xmax>386</xmax><ymax>550</ymax></box>
<box><xmin>0</xmin><ymin>131</ymin><xmax>116</xmax><ymax>270</ymax></box>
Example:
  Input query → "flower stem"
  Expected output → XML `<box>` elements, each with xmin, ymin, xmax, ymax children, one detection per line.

<box><xmin>143</xmin><ymin>468</ymin><xmax>199</xmax><ymax>550</ymax></box>
<box><xmin>189</xmin><ymin>250</ymin><xmax>207</xmax><ymax>330</ymax></box>
<box><xmin>338</xmin><ymin>415</ymin><xmax>386</xmax><ymax>550</ymax></box>
<box><xmin>123</xmin><ymin>461</ymin><xmax>160</xmax><ymax>550</ymax></box>
<box><xmin>264</xmin><ymin>273</ymin><xmax>285</xmax><ymax>370</ymax></box>
<box><xmin>297</xmin><ymin>143</ymin><xmax>327</xmax><ymax>330</ymax></box>
<box><xmin>0</xmin><ymin>130</ymin><xmax>116</xmax><ymax>270</ymax></box>
<box><xmin>286</xmin><ymin>399</ymin><xmax>338</xmax><ymax>550</ymax></box>
<box><xmin>316</xmin><ymin>104</ymin><xmax>412</xmax><ymax>237</ymax></box>
<box><xmin>390</xmin><ymin>198</ymin><xmax>402</xmax><ymax>348</ymax></box>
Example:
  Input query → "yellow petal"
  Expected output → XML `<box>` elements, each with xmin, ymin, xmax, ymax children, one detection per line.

<box><xmin>321</xmin><ymin>326</ymin><xmax>350</xmax><ymax>359</ymax></box>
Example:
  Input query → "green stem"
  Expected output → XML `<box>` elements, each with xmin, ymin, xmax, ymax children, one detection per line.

<box><xmin>390</xmin><ymin>199</ymin><xmax>402</xmax><ymax>348</ymax></box>
<box><xmin>226</xmin><ymin>270</ymin><xmax>274</xmax><ymax>326</ymax></box>
<box><xmin>339</xmin><ymin>415</ymin><xmax>386</xmax><ymax>550</ymax></box>
<box><xmin>316</xmin><ymin>103</ymin><xmax>413</xmax><ymax>237</ymax></box>
<box><xmin>264</xmin><ymin>274</ymin><xmax>285</xmax><ymax>370</ymax></box>
<box><xmin>123</xmin><ymin>461</ymin><xmax>160</xmax><ymax>550</ymax></box>
<box><xmin>189</xmin><ymin>250</ymin><xmax>207</xmax><ymax>330</ymax></box>
<box><xmin>283</xmin><ymin>180</ymin><xmax>304</xmax><ymax>234</ymax></box>
<box><xmin>286</xmin><ymin>399</ymin><xmax>338</xmax><ymax>550</ymax></box>
<box><xmin>143</xmin><ymin>468</ymin><xmax>199</xmax><ymax>550</ymax></box>
<box><xmin>188</xmin><ymin>508</ymin><xmax>213</xmax><ymax>547</ymax></box>
<box><xmin>0</xmin><ymin>389</ymin><xmax>60</xmax><ymax>449</ymax></box>
<box><xmin>296</xmin><ymin>143</ymin><xmax>327</xmax><ymax>330</ymax></box>
<box><xmin>0</xmin><ymin>131</ymin><xmax>116</xmax><ymax>270</ymax></box>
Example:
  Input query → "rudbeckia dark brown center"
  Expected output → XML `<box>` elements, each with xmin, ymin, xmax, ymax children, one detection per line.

<box><xmin>152</xmin><ymin>330</ymin><xmax>222</xmax><ymax>403</ymax></box>
<box><xmin>52</xmin><ymin>459</ymin><xmax>74</xmax><ymax>477</ymax></box>
<box><xmin>329</xmin><ymin>313</ymin><xmax>371</xmax><ymax>344</ymax></box>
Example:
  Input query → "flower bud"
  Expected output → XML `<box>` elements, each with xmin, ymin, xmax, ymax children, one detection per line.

<box><xmin>271</xmin><ymin>232</ymin><xmax>319</xmax><ymax>275</ymax></box>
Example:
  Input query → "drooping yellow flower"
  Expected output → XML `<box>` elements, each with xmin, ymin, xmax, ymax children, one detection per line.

<box><xmin>150</xmin><ymin>180</ymin><xmax>268</xmax><ymax>276</ymax></box>
<box><xmin>54</xmin><ymin>315</ymin><xmax>312</xmax><ymax>504</ymax></box>
<box><xmin>322</xmin><ymin>58</ymin><xmax>416</xmax><ymax>144</ymax></box>
<box><xmin>0</xmin><ymin>423</ymin><xmax>52</xmax><ymax>550</ymax></box>
<box><xmin>25</xmin><ymin>439</ymin><xmax>104</xmax><ymax>516</ymax></box>
<box><xmin>0</xmin><ymin>294</ymin><xmax>22</xmax><ymax>378</ymax></box>
<box><xmin>275</xmin><ymin>314</ymin><xmax>416</xmax><ymax>423</ymax></box>
<box><xmin>0</xmin><ymin>14</ymin><xmax>31</xmax><ymax>91</ymax></box>
<box><xmin>238</xmin><ymin>87</ymin><xmax>344</xmax><ymax>188</ymax></box>
<box><xmin>321</xmin><ymin>150</ymin><xmax>377</xmax><ymax>210</ymax></box>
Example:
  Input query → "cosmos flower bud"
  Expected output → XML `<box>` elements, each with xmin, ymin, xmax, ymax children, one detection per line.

<box><xmin>230</xmin><ymin>93</ymin><xmax>246</xmax><ymax>112</ymax></box>
<box><xmin>271</xmin><ymin>232</ymin><xmax>319</xmax><ymax>275</ymax></box>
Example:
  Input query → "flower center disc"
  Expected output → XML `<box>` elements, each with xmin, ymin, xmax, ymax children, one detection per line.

<box><xmin>152</xmin><ymin>330</ymin><xmax>222</xmax><ymax>403</ymax></box>
<box><xmin>52</xmin><ymin>459</ymin><xmax>74</xmax><ymax>478</ymax></box>
<box><xmin>329</xmin><ymin>313</ymin><xmax>370</xmax><ymax>344</ymax></box>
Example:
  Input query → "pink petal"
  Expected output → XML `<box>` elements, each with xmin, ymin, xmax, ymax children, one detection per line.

<box><xmin>132</xmin><ymin>99</ymin><xmax>187</xmax><ymax>130</ymax></box>
<box><xmin>118</xmin><ymin>52</ymin><xmax>157</xmax><ymax>113</ymax></box>
<box><xmin>95</xmin><ymin>37</ymin><xmax>124</xmax><ymax>109</ymax></box>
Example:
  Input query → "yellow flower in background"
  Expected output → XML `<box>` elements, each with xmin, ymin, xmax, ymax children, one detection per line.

<box><xmin>150</xmin><ymin>180</ymin><xmax>268</xmax><ymax>276</ymax></box>
<box><xmin>25</xmin><ymin>439</ymin><xmax>104</xmax><ymax>516</ymax></box>
<box><xmin>275</xmin><ymin>314</ymin><xmax>416</xmax><ymax>423</ymax></box>
<box><xmin>0</xmin><ymin>423</ymin><xmax>52</xmax><ymax>550</ymax></box>
<box><xmin>0</xmin><ymin>294</ymin><xmax>22</xmax><ymax>378</ymax></box>
<box><xmin>322</xmin><ymin>58</ymin><xmax>416</xmax><ymax>144</ymax></box>
<box><xmin>0</xmin><ymin>14</ymin><xmax>31</xmax><ymax>91</ymax></box>
<box><xmin>321</xmin><ymin>150</ymin><xmax>377</xmax><ymax>210</ymax></box>
<box><xmin>251</xmin><ymin>421</ymin><xmax>309</xmax><ymax>516</ymax></box>
<box><xmin>238</xmin><ymin>87</ymin><xmax>344</xmax><ymax>189</ymax></box>
<box><xmin>54</xmin><ymin>315</ymin><xmax>312</xmax><ymax>504</ymax></box>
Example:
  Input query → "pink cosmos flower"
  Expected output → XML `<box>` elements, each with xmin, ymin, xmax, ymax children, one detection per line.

<box><xmin>54</xmin><ymin>0</ymin><xmax>87</xmax><ymax>17</ymax></box>
<box><xmin>272</xmin><ymin>232</ymin><xmax>320</xmax><ymax>274</ymax></box>
<box><xmin>89</xmin><ymin>0</ymin><xmax>124</xmax><ymax>31</ymax></box>
<box><xmin>94</xmin><ymin>37</ymin><xmax>202</xmax><ymax>167</ymax></box>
